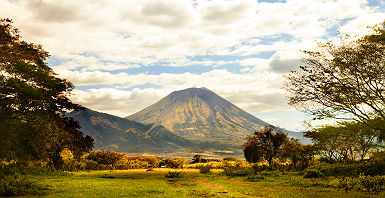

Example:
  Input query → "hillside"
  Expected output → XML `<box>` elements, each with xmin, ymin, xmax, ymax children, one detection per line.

<box><xmin>68</xmin><ymin>108</ymin><xmax>192</xmax><ymax>154</ymax></box>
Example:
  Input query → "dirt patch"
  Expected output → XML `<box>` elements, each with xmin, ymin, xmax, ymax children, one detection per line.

<box><xmin>191</xmin><ymin>179</ymin><xmax>223</xmax><ymax>189</ymax></box>
<box><xmin>167</xmin><ymin>179</ymin><xmax>191</xmax><ymax>187</ymax></box>
<box><xmin>221</xmin><ymin>178</ymin><xmax>275</xmax><ymax>192</ymax></box>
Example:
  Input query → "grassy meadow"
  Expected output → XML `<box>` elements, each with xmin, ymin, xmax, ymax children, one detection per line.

<box><xmin>12</xmin><ymin>168</ymin><xmax>383</xmax><ymax>198</ymax></box>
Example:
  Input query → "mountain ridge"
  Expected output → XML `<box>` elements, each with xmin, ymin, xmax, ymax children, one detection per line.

<box><xmin>68</xmin><ymin>108</ymin><xmax>192</xmax><ymax>153</ymax></box>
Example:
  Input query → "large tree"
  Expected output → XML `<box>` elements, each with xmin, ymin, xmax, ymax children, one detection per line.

<box><xmin>285</xmin><ymin>22</ymin><xmax>385</xmax><ymax>132</ymax></box>
<box><xmin>0</xmin><ymin>18</ymin><xmax>93</xmax><ymax>168</ymax></box>
<box><xmin>243</xmin><ymin>125</ymin><xmax>288</xmax><ymax>166</ymax></box>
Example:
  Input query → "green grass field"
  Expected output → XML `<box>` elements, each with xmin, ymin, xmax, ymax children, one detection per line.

<box><xmin>15</xmin><ymin>168</ymin><xmax>384</xmax><ymax>198</ymax></box>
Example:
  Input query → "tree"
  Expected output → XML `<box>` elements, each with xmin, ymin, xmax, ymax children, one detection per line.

<box><xmin>192</xmin><ymin>154</ymin><xmax>202</xmax><ymax>163</ymax></box>
<box><xmin>243</xmin><ymin>125</ymin><xmax>288</xmax><ymax>166</ymax></box>
<box><xmin>0</xmin><ymin>18</ymin><xmax>93</xmax><ymax>168</ymax></box>
<box><xmin>280</xmin><ymin>138</ymin><xmax>315</xmax><ymax>169</ymax></box>
<box><xmin>285</xmin><ymin>22</ymin><xmax>385</xmax><ymax>133</ymax></box>
<box><xmin>305</xmin><ymin>121</ymin><xmax>380</xmax><ymax>162</ymax></box>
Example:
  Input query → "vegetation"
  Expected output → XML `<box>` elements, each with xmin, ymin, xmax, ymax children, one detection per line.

<box><xmin>0</xmin><ymin>18</ymin><xmax>93</xmax><ymax>169</ymax></box>
<box><xmin>285</xmin><ymin>22</ymin><xmax>385</xmax><ymax>126</ymax></box>
<box><xmin>243</xmin><ymin>125</ymin><xmax>289</xmax><ymax>166</ymax></box>
<box><xmin>305</xmin><ymin>121</ymin><xmax>382</xmax><ymax>162</ymax></box>
<box><xmin>0</xmin><ymin>168</ymin><xmax>381</xmax><ymax>197</ymax></box>
<box><xmin>1</xmin><ymin>14</ymin><xmax>385</xmax><ymax>198</ymax></box>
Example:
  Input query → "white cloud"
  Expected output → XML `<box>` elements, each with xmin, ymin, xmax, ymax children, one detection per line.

<box><xmin>338</xmin><ymin>13</ymin><xmax>385</xmax><ymax>37</ymax></box>
<box><xmin>4</xmin><ymin>0</ymin><xmax>381</xmax><ymax>66</ymax></box>
<box><xmin>61</xmin><ymin>68</ymin><xmax>287</xmax><ymax>116</ymax></box>
<box><xmin>3</xmin><ymin>0</ymin><xmax>385</xmax><ymax>124</ymax></box>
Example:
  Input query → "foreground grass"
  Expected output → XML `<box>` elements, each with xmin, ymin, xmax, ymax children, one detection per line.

<box><xmin>17</xmin><ymin>169</ymin><xmax>384</xmax><ymax>197</ymax></box>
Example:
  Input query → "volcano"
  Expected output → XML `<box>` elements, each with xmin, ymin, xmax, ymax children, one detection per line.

<box><xmin>126</xmin><ymin>87</ymin><xmax>304</xmax><ymax>142</ymax></box>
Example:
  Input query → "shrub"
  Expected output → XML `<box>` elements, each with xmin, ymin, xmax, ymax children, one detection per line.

<box><xmin>222</xmin><ymin>167</ymin><xmax>254</xmax><ymax>177</ymax></box>
<box><xmin>223</xmin><ymin>157</ymin><xmax>238</xmax><ymax>161</ymax></box>
<box><xmin>304</xmin><ymin>169</ymin><xmax>323</xmax><ymax>178</ymax></box>
<box><xmin>165</xmin><ymin>171</ymin><xmax>182</xmax><ymax>178</ymax></box>
<box><xmin>307</xmin><ymin>162</ymin><xmax>385</xmax><ymax>177</ymax></box>
<box><xmin>357</xmin><ymin>174</ymin><xmax>385</xmax><ymax>194</ymax></box>
<box><xmin>0</xmin><ymin>173</ymin><xmax>45</xmax><ymax>196</ymax></box>
<box><xmin>199</xmin><ymin>166</ymin><xmax>211</xmax><ymax>174</ymax></box>
<box><xmin>163</xmin><ymin>158</ymin><xmax>185</xmax><ymax>169</ymax></box>
<box><xmin>246</xmin><ymin>174</ymin><xmax>264</xmax><ymax>182</ymax></box>
<box><xmin>337</xmin><ymin>177</ymin><xmax>357</xmax><ymax>192</ymax></box>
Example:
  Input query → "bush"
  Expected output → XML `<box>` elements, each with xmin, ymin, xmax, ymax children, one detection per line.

<box><xmin>222</xmin><ymin>167</ymin><xmax>254</xmax><ymax>177</ymax></box>
<box><xmin>163</xmin><ymin>158</ymin><xmax>185</xmax><ymax>169</ymax></box>
<box><xmin>307</xmin><ymin>161</ymin><xmax>385</xmax><ymax>177</ymax></box>
<box><xmin>336</xmin><ymin>177</ymin><xmax>357</xmax><ymax>192</ymax></box>
<box><xmin>165</xmin><ymin>171</ymin><xmax>182</xmax><ymax>178</ymax></box>
<box><xmin>357</xmin><ymin>174</ymin><xmax>385</xmax><ymax>194</ymax></box>
<box><xmin>199</xmin><ymin>166</ymin><xmax>211</xmax><ymax>174</ymax></box>
<box><xmin>0</xmin><ymin>173</ymin><xmax>45</xmax><ymax>196</ymax></box>
<box><xmin>304</xmin><ymin>169</ymin><xmax>323</xmax><ymax>178</ymax></box>
<box><xmin>246</xmin><ymin>174</ymin><xmax>264</xmax><ymax>182</ymax></box>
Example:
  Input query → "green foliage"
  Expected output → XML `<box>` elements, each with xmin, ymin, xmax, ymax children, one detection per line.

<box><xmin>61</xmin><ymin>151</ymin><xmax>164</xmax><ymax>171</ymax></box>
<box><xmin>223</xmin><ymin>157</ymin><xmax>238</xmax><ymax>161</ymax></box>
<box><xmin>280</xmin><ymin>138</ymin><xmax>315</xmax><ymax>169</ymax></box>
<box><xmin>165</xmin><ymin>171</ymin><xmax>182</xmax><ymax>178</ymax></box>
<box><xmin>305</xmin><ymin>122</ymin><xmax>381</xmax><ymax>162</ymax></box>
<box><xmin>285</xmin><ymin>21</ymin><xmax>385</xmax><ymax>126</ymax></box>
<box><xmin>308</xmin><ymin>162</ymin><xmax>385</xmax><ymax>177</ymax></box>
<box><xmin>86</xmin><ymin>151</ymin><xmax>124</xmax><ymax>166</ymax></box>
<box><xmin>184</xmin><ymin>160</ymin><xmax>251</xmax><ymax>169</ymax></box>
<box><xmin>0</xmin><ymin>18</ymin><xmax>93</xmax><ymax>168</ymax></box>
<box><xmin>0</xmin><ymin>173</ymin><xmax>45</xmax><ymax>196</ymax></box>
<box><xmin>163</xmin><ymin>158</ymin><xmax>185</xmax><ymax>169</ymax></box>
<box><xmin>332</xmin><ymin>174</ymin><xmax>385</xmax><ymax>194</ymax></box>
<box><xmin>199</xmin><ymin>166</ymin><xmax>211</xmax><ymax>174</ymax></box>
<box><xmin>357</xmin><ymin>174</ymin><xmax>385</xmax><ymax>194</ymax></box>
<box><xmin>246</xmin><ymin>174</ymin><xmax>265</xmax><ymax>182</ymax></box>
<box><xmin>303</xmin><ymin>169</ymin><xmax>323</xmax><ymax>178</ymax></box>
<box><xmin>243</xmin><ymin>125</ymin><xmax>288</xmax><ymax>166</ymax></box>
<box><xmin>336</xmin><ymin>177</ymin><xmax>357</xmax><ymax>192</ymax></box>
<box><xmin>192</xmin><ymin>154</ymin><xmax>202</xmax><ymax>163</ymax></box>
<box><xmin>222</xmin><ymin>167</ymin><xmax>254</xmax><ymax>177</ymax></box>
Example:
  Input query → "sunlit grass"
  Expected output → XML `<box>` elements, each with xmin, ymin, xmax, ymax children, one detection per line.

<box><xmin>18</xmin><ymin>169</ymin><xmax>384</xmax><ymax>197</ymax></box>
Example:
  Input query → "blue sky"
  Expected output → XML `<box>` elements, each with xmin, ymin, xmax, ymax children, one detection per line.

<box><xmin>3</xmin><ymin>0</ymin><xmax>385</xmax><ymax>131</ymax></box>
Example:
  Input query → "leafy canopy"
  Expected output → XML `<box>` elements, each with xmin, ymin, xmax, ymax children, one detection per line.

<box><xmin>285</xmin><ymin>22</ymin><xmax>385</xmax><ymax>126</ymax></box>
<box><xmin>0</xmin><ymin>18</ymin><xmax>93</xmax><ymax>168</ymax></box>
<box><xmin>243</xmin><ymin>125</ymin><xmax>288</xmax><ymax>166</ymax></box>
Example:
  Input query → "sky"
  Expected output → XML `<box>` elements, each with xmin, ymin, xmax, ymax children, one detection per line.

<box><xmin>2</xmin><ymin>0</ymin><xmax>385</xmax><ymax>132</ymax></box>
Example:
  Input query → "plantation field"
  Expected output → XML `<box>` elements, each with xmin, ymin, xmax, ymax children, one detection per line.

<box><xmin>18</xmin><ymin>169</ymin><xmax>384</xmax><ymax>198</ymax></box>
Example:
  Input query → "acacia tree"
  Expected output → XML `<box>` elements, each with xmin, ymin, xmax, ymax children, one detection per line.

<box><xmin>305</xmin><ymin>121</ymin><xmax>380</xmax><ymax>162</ymax></box>
<box><xmin>285</xmin><ymin>22</ymin><xmax>385</xmax><ymax>133</ymax></box>
<box><xmin>0</xmin><ymin>18</ymin><xmax>93</xmax><ymax>168</ymax></box>
<box><xmin>243</xmin><ymin>125</ymin><xmax>288</xmax><ymax>166</ymax></box>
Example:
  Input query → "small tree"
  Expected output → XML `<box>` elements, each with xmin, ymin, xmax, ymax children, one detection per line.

<box><xmin>280</xmin><ymin>138</ymin><xmax>315</xmax><ymax>169</ymax></box>
<box><xmin>243</xmin><ymin>125</ymin><xmax>288</xmax><ymax>166</ymax></box>
<box><xmin>192</xmin><ymin>154</ymin><xmax>202</xmax><ymax>163</ymax></box>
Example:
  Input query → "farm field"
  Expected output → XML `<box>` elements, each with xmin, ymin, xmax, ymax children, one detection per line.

<box><xmin>18</xmin><ymin>169</ymin><xmax>383</xmax><ymax>198</ymax></box>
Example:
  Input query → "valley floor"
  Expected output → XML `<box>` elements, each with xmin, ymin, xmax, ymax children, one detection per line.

<box><xmin>19</xmin><ymin>169</ymin><xmax>383</xmax><ymax>198</ymax></box>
